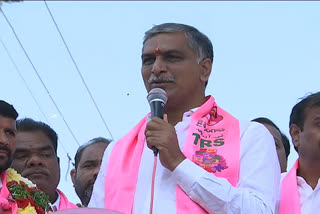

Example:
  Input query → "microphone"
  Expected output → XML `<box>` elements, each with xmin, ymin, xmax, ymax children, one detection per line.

<box><xmin>147</xmin><ymin>88</ymin><xmax>168</xmax><ymax>156</ymax></box>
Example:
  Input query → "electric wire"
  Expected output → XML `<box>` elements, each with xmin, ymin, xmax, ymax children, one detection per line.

<box><xmin>0</xmin><ymin>37</ymin><xmax>71</xmax><ymax>164</ymax></box>
<box><xmin>0</xmin><ymin>36</ymin><xmax>71</xmax><ymax>156</ymax></box>
<box><xmin>44</xmin><ymin>0</ymin><xmax>114</xmax><ymax>140</ymax></box>
<box><xmin>0</xmin><ymin>8</ymin><xmax>81</xmax><ymax>146</ymax></box>
<box><xmin>1</xmin><ymin>34</ymin><xmax>73</xmax><ymax>180</ymax></box>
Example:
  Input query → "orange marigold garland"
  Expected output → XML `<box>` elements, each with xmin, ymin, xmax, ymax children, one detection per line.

<box><xmin>6</xmin><ymin>168</ymin><xmax>50</xmax><ymax>214</ymax></box>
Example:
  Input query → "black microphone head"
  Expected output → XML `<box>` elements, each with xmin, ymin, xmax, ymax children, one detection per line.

<box><xmin>147</xmin><ymin>88</ymin><xmax>168</xmax><ymax>156</ymax></box>
<box><xmin>147</xmin><ymin>88</ymin><xmax>168</xmax><ymax>105</ymax></box>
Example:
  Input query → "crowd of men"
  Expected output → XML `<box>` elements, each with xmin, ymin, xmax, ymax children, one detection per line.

<box><xmin>0</xmin><ymin>22</ymin><xmax>319</xmax><ymax>214</ymax></box>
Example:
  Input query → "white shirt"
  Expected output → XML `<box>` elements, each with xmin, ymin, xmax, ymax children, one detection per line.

<box><xmin>50</xmin><ymin>191</ymin><xmax>61</xmax><ymax>211</ymax></box>
<box><xmin>89</xmin><ymin>110</ymin><xmax>280</xmax><ymax>213</ymax></box>
<box><xmin>297</xmin><ymin>176</ymin><xmax>320</xmax><ymax>214</ymax></box>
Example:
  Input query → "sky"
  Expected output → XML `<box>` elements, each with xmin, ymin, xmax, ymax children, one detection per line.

<box><xmin>0</xmin><ymin>1</ymin><xmax>319</xmax><ymax>204</ymax></box>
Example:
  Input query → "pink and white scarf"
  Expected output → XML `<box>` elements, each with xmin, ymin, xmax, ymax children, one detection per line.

<box><xmin>279</xmin><ymin>159</ymin><xmax>301</xmax><ymax>214</ymax></box>
<box><xmin>0</xmin><ymin>171</ymin><xmax>17</xmax><ymax>214</ymax></box>
<box><xmin>104</xmin><ymin>96</ymin><xmax>241</xmax><ymax>214</ymax></box>
<box><xmin>57</xmin><ymin>189</ymin><xmax>78</xmax><ymax>210</ymax></box>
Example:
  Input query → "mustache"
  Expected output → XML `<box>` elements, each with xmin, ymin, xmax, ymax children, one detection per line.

<box><xmin>0</xmin><ymin>146</ymin><xmax>11</xmax><ymax>156</ymax></box>
<box><xmin>148</xmin><ymin>75</ymin><xmax>176</xmax><ymax>84</ymax></box>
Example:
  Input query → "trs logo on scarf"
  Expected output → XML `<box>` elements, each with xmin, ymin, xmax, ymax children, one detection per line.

<box><xmin>193</xmin><ymin>106</ymin><xmax>225</xmax><ymax>146</ymax></box>
<box><xmin>191</xmin><ymin>105</ymin><xmax>228</xmax><ymax>173</ymax></box>
<box><xmin>192</xmin><ymin>148</ymin><xmax>228</xmax><ymax>173</ymax></box>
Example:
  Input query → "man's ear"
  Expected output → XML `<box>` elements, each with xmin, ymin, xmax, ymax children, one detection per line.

<box><xmin>70</xmin><ymin>169</ymin><xmax>76</xmax><ymax>185</ymax></box>
<box><xmin>199</xmin><ymin>58</ymin><xmax>212</xmax><ymax>84</ymax></box>
<box><xmin>290</xmin><ymin>124</ymin><xmax>301</xmax><ymax>151</ymax></box>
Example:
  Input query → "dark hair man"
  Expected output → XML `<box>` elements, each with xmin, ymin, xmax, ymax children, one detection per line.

<box><xmin>89</xmin><ymin>23</ymin><xmax>280</xmax><ymax>213</ymax></box>
<box><xmin>0</xmin><ymin>100</ymin><xmax>18</xmax><ymax>213</ymax></box>
<box><xmin>70</xmin><ymin>137</ymin><xmax>111</xmax><ymax>207</ymax></box>
<box><xmin>252</xmin><ymin>117</ymin><xmax>289</xmax><ymax>172</ymax></box>
<box><xmin>279</xmin><ymin>91</ymin><xmax>320</xmax><ymax>214</ymax></box>
<box><xmin>11</xmin><ymin>118</ymin><xmax>77</xmax><ymax>211</ymax></box>
<box><xmin>280</xmin><ymin>133</ymin><xmax>290</xmax><ymax>162</ymax></box>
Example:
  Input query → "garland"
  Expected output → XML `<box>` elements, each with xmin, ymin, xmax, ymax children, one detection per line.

<box><xmin>6</xmin><ymin>168</ymin><xmax>50</xmax><ymax>214</ymax></box>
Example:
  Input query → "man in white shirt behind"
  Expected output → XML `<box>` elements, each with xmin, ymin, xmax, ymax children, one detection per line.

<box><xmin>11</xmin><ymin>118</ymin><xmax>78</xmax><ymax>211</ymax></box>
<box><xmin>279</xmin><ymin>91</ymin><xmax>320</xmax><ymax>214</ymax></box>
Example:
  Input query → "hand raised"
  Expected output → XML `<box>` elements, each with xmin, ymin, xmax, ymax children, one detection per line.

<box><xmin>145</xmin><ymin>114</ymin><xmax>186</xmax><ymax>171</ymax></box>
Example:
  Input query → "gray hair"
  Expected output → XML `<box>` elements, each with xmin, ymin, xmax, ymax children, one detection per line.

<box><xmin>143</xmin><ymin>23</ymin><xmax>214</xmax><ymax>63</ymax></box>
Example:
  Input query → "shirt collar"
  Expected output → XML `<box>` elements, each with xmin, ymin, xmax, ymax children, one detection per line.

<box><xmin>50</xmin><ymin>191</ymin><xmax>61</xmax><ymax>211</ymax></box>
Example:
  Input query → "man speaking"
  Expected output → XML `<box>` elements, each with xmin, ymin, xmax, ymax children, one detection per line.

<box><xmin>89</xmin><ymin>23</ymin><xmax>280</xmax><ymax>214</ymax></box>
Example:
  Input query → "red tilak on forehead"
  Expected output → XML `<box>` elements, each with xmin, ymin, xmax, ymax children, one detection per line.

<box><xmin>153</xmin><ymin>47</ymin><xmax>161</xmax><ymax>55</ymax></box>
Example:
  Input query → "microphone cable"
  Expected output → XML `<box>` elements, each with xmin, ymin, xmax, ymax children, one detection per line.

<box><xmin>149</xmin><ymin>153</ymin><xmax>158</xmax><ymax>214</ymax></box>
